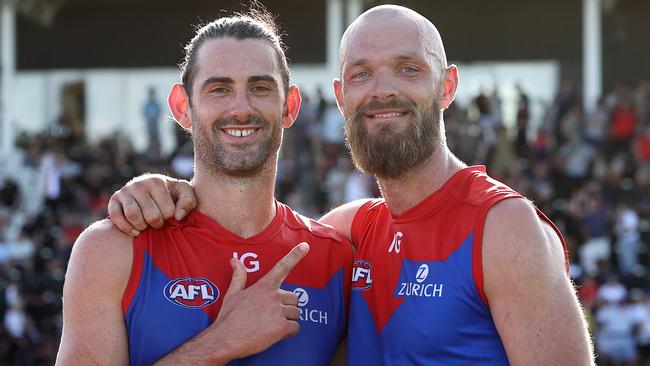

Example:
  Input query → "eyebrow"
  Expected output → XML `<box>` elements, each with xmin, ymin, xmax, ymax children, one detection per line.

<box><xmin>248</xmin><ymin>75</ymin><xmax>277</xmax><ymax>85</ymax></box>
<box><xmin>201</xmin><ymin>75</ymin><xmax>278</xmax><ymax>89</ymax></box>
<box><xmin>347</xmin><ymin>54</ymin><xmax>424</xmax><ymax>68</ymax></box>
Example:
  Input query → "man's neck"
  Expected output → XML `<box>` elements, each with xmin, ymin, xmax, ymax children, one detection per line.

<box><xmin>191</xmin><ymin>162</ymin><xmax>277</xmax><ymax>239</ymax></box>
<box><xmin>377</xmin><ymin>146</ymin><xmax>466</xmax><ymax>216</ymax></box>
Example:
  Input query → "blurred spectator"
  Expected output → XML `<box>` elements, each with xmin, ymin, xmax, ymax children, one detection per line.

<box><xmin>635</xmin><ymin>125</ymin><xmax>650</xmax><ymax>165</ymax></box>
<box><xmin>584</xmin><ymin>97</ymin><xmax>609</xmax><ymax>148</ymax></box>
<box><xmin>143</xmin><ymin>87</ymin><xmax>162</xmax><ymax>159</ymax></box>
<box><xmin>515</xmin><ymin>84</ymin><xmax>530</xmax><ymax>158</ymax></box>
<box><xmin>578</xmin><ymin>275</ymin><xmax>600</xmax><ymax>309</ymax></box>
<box><xmin>610</xmin><ymin>90</ymin><xmax>638</xmax><ymax>155</ymax></box>
<box><xmin>598</xmin><ymin>275</ymin><xmax>628</xmax><ymax>305</ymax></box>
<box><xmin>556</xmin><ymin>135</ymin><xmax>596</xmax><ymax>197</ymax></box>
<box><xmin>615</xmin><ymin>202</ymin><xmax>641</xmax><ymax>276</ymax></box>
<box><xmin>579</xmin><ymin>194</ymin><xmax>611</xmax><ymax>275</ymax></box>
<box><xmin>551</xmin><ymin>80</ymin><xmax>579</xmax><ymax>145</ymax></box>
<box><xmin>630</xmin><ymin>290</ymin><xmax>650</xmax><ymax>366</ymax></box>
<box><xmin>595</xmin><ymin>297</ymin><xmax>638</xmax><ymax>365</ymax></box>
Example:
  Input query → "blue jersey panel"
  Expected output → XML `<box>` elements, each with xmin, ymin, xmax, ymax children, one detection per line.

<box><xmin>233</xmin><ymin>269</ymin><xmax>347</xmax><ymax>366</ymax></box>
<box><xmin>126</xmin><ymin>253</ymin><xmax>212</xmax><ymax>366</ymax></box>
<box><xmin>349</xmin><ymin>233</ymin><xmax>509</xmax><ymax>365</ymax></box>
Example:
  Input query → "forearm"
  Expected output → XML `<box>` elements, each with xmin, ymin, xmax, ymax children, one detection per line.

<box><xmin>154</xmin><ymin>331</ymin><xmax>235</xmax><ymax>366</ymax></box>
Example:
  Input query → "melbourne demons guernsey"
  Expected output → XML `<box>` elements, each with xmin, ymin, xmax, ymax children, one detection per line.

<box><xmin>122</xmin><ymin>200</ymin><xmax>352</xmax><ymax>365</ymax></box>
<box><xmin>348</xmin><ymin>166</ymin><xmax>567</xmax><ymax>365</ymax></box>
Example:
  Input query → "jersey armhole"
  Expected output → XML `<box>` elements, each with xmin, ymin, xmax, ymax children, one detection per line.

<box><xmin>350</xmin><ymin>200</ymin><xmax>377</xmax><ymax>246</ymax></box>
<box><xmin>340</xmin><ymin>235</ymin><xmax>354</xmax><ymax>320</ymax></box>
<box><xmin>534</xmin><ymin>207</ymin><xmax>570</xmax><ymax>272</ymax></box>
<box><xmin>471</xmin><ymin>195</ymin><xmax>524</xmax><ymax>306</ymax></box>
<box><xmin>121</xmin><ymin>236</ymin><xmax>144</xmax><ymax>315</ymax></box>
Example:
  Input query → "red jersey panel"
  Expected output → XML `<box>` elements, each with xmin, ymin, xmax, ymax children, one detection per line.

<box><xmin>348</xmin><ymin>166</ymin><xmax>567</xmax><ymax>365</ymax></box>
<box><xmin>122</xmin><ymin>200</ymin><xmax>352</xmax><ymax>366</ymax></box>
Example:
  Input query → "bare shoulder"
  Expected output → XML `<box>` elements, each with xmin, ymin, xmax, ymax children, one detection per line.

<box><xmin>57</xmin><ymin>219</ymin><xmax>134</xmax><ymax>364</ymax></box>
<box><xmin>483</xmin><ymin>198</ymin><xmax>565</xmax><ymax>276</ymax></box>
<box><xmin>66</xmin><ymin>219</ymin><xmax>134</xmax><ymax>295</ymax></box>
<box><xmin>320</xmin><ymin>198</ymin><xmax>374</xmax><ymax>243</ymax></box>
<box><xmin>482</xmin><ymin>198</ymin><xmax>593</xmax><ymax>365</ymax></box>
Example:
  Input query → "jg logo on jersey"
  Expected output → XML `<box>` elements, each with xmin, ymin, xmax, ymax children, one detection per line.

<box><xmin>292</xmin><ymin>287</ymin><xmax>328</xmax><ymax>325</ymax></box>
<box><xmin>396</xmin><ymin>263</ymin><xmax>444</xmax><ymax>298</ymax></box>
<box><xmin>164</xmin><ymin>277</ymin><xmax>219</xmax><ymax>308</ymax></box>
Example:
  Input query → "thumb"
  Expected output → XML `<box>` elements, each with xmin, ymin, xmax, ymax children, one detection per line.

<box><xmin>169</xmin><ymin>179</ymin><xmax>197</xmax><ymax>220</ymax></box>
<box><xmin>224</xmin><ymin>258</ymin><xmax>247</xmax><ymax>297</ymax></box>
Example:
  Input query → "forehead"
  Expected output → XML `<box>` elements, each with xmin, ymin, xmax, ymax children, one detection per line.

<box><xmin>194</xmin><ymin>37</ymin><xmax>280</xmax><ymax>82</ymax></box>
<box><xmin>342</xmin><ymin>16</ymin><xmax>433</xmax><ymax>68</ymax></box>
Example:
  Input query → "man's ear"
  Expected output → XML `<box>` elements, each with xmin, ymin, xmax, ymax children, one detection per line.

<box><xmin>439</xmin><ymin>65</ymin><xmax>459</xmax><ymax>110</ymax></box>
<box><xmin>168</xmin><ymin>83</ymin><xmax>192</xmax><ymax>130</ymax></box>
<box><xmin>333</xmin><ymin>79</ymin><xmax>344</xmax><ymax>114</ymax></box>
<box><xmin>282</xmin><ymin>85</ymin><xmax>302</xmax><ymax>128</ymax></box>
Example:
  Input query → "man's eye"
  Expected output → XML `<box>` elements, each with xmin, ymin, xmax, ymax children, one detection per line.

<box><xmin>252</xmin><ymin>86</ymin><xmax>271</xmax><ymax>93</ymax></box>
<box><xmin>352</xmin><ymin>71</ymin><xmax>369</xmax><ymax>79</ymax></box>
<box><xmin>401</xmin><ymin>66</ymin><xmax>419</xmax><ymax>73</ymax></box>
<box><xmin>211</xmin><ymin>87</ymin><xmax>229</xmax><ymax>93</ymax></box>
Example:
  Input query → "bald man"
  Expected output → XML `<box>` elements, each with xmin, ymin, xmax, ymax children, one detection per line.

<box><xmin>108</xmin><ymin>5</ymin><xmax>593</xmax><ymax>365</ymax></box>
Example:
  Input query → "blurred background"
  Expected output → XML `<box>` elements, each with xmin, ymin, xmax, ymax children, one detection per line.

<box><xmin>0</xmin><ymin>0</ymin><xmax>648</xmax><ymax>364</ymax></box>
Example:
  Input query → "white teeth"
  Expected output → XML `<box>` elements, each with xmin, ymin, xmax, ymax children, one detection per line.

<box><xmin>373</xmin><ymin>112</ymin><xmax>402</xmax><ymax>118</ymax></box>
<box><xmin>225</xmin><ymin>129</ymin><xmax>255</xmax><ymax>137</ymax></box>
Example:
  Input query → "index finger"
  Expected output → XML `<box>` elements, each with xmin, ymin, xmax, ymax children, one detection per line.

<box><xmin>261</xmin><ymin>242</ymin><xmax>310</xmax><ymax>287</ymax></box>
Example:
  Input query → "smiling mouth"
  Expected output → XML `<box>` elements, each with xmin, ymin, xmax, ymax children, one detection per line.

<box><xmin>366</xmin><ymin>111</ymin><xmax>407</xmax><ymax>119</ymax></box>
<box><xmin>222</xmin><ymin>128</ymin><xmax>258</xmax><ymax>137</ymax></box>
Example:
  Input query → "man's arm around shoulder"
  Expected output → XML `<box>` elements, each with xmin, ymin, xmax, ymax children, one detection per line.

<box><xmin>56</xmin><ymin>220</ymin><xmax>133</xmax><ymax>365</ymax></box>
<box><xmin>320</xmin><ymin>198</ymin><xmax>372</xmax><ymax>244</ymax></box>
<box><xmin>482</xmin><ymin>199</ymin><xmax>594</xmax><ymax>366</ymax></box>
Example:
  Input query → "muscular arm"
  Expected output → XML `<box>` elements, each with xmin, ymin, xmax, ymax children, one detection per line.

<box><xmin>56</xmin><ymin>220</ymin><xmax>132</xmax><ymax>365</ymax></box>
<box><xmin>482</xmin><ymin>199</ymin><xmax>594</xmax><ymax>365</ymax></box>
<box><xmin>57</xmin><ymin>218</ymin><xmax>309</xmax><ymax>365</ymax></box>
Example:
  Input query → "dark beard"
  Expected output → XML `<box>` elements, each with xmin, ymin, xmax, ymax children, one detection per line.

<box><xmin>344</xmin><ymin>98</ymin><xmax>441</xmax><ymax>179</ymax></box>
<box><xmin>192</xmin><ymin>114</ymin><xmax>281</xmax><ymax>178</ymax></box>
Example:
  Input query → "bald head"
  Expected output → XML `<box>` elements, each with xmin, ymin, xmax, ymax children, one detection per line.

<box><xmin>339</xmin><ymin>5</ymin><xmax>447</xmax><ymax>75</ymax></box>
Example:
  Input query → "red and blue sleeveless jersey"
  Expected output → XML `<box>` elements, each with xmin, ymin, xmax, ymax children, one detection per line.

<box><xmin>348</xmin><ymin>166</ymin><xmax>567</xmax><ymax>365</ymax></box>
<box><xmin>122</xmin><ymin>200</ymin><xmax>352</xmax><ymax>366</ymax></box>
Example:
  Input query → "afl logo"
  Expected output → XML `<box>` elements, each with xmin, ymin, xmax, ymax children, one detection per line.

<box><xmin>351</xmin><ymin>260</ymin><xmax>373</xmax><ymax>291</ymax></box>
<box><xmin>163</xmin><ymin>277</ymin><xmax>219</xmax><ymax>309</ymax></box>
<box><xmin>415</xmin><ymin>264</ymin><xmax>429</xmax><ymax>283</ymax></box>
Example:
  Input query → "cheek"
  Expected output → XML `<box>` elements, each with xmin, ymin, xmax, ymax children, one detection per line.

<box><xmin>254</xmin><ymin>97</ymin><xmax>284</xmax><ymax>116</ymax></box>
<box><xmin>340</xmin><ymin>91</ymin><xmax>363</xmax><ymax>116</ymax></box>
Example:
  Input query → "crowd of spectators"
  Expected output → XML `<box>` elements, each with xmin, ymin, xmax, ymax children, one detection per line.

<box><xmin>0</xmin><ymin>79</ymin><xmax>648</xmax><ymax>364</ymax></box>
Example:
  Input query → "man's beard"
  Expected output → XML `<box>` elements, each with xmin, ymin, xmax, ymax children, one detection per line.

<box><xmin>344</xmin><ymin>98</ymin><xmax>441</xmax><ymax>179</ymax></box>
<box><xmin>192</xmin><ymin>114</ymin><xmax>282</xmax><ymax>178</ymax></box>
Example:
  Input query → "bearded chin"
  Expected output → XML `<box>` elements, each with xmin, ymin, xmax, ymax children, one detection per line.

<box><xmin>191</xmin><ymin>114</ymin><xmax>282</xmax><ymax>178</ymax></box>
<box><xmin>345</xmin><ymin>101</ymin><xmax>441</xmax><ymax>179</ymax></box>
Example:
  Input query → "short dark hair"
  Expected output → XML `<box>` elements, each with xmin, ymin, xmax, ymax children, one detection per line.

<box><xmin>180</xmin><ymin>8</ymin><xmax>290</xmax><ymax>100</ymax></box>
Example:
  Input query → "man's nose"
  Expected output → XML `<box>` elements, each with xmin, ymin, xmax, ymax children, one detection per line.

<box><xmin>228</xmin><ymin>91</ymin><xmax>254</xmax><ymax>122</ymax></box>
<box><xmin>370</xmin><ymin>72</ymin><xmax>399</xmax><ymax>100</ymax></box>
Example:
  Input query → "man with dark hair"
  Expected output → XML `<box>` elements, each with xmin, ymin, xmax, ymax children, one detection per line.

<box><xmin>109</xmin><ymin>4</ymin><xmax>595</xmax><ymax>365</ymax></box>
<box><xmin>56</xmin><ymin>11</ymin><xmax>351</xmax><ymax>366</ymax></box>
